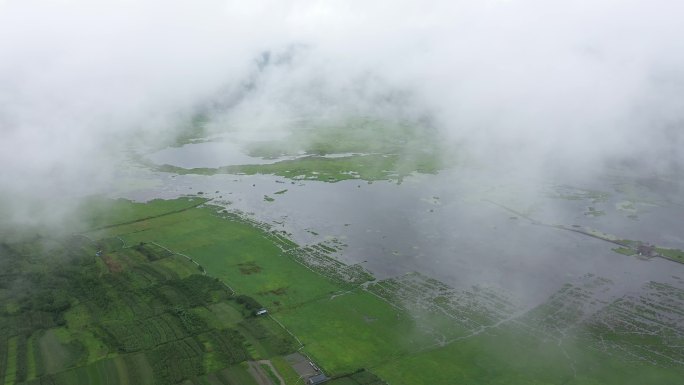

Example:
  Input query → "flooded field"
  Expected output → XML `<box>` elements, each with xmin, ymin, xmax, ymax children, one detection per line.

<box><xmin>57</xmin><ymin>131</ymin><xmax>678</xmax><ymax>385</ymax></box>
<box><xmin>119</xmin><ymin>144</ymin><xmax>684</xmax><ymax>312</ymax></box>
<box><xmin>3</xmin><ymin>140</ymin><xmax>682</xmax><ymax>384</ymax></box>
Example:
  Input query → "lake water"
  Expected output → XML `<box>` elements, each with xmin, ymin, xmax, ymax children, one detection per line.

<box><xmin>115</xmin><ymin>151</ymin><xmax>684</xmax><ymax>309</ymax></box>
<box><xmin>146</xmin><ymin>141</ymin><xmax>289</xmax><ymax>168</ymax></box>
<box><xmin>146</xmin><ymin>140</ymin><xmax>369</xmax><ymax>169</ymax></box>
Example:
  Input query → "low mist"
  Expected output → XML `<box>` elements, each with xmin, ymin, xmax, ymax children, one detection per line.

<box><xmin>2</xmin><ymin>0</ymin><xmax>684</xmax><ymax>226</ymax></box>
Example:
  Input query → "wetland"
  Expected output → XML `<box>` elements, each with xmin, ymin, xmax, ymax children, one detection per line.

<box><xmin>5</xmin><ymin>120</ymin><xmax>681</xmax><ymax>384</ymax></box>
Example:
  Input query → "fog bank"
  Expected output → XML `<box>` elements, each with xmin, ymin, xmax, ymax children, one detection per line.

<box><xmin>2</xmin><ymin>0</ymin><xmax>684</xmax><ymax>225</ymax></box>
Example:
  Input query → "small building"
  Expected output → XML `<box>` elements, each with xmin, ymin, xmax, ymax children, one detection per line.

<box><xmin>254</xmin><ymin>308</ymin><xmax>268</xmax><ymax>316</ymax></box>
<box><xmin>637</xmin><ymin>244</ymin><xmax>655</xmax><ymax>257</ymax></box>
<box><xmin>307</xmin><ymin>374</ymin><xmax>328</xmax><ymax>385</ymax></box>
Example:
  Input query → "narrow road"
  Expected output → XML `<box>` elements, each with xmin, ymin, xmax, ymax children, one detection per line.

<box><xmin>247</xmin><ymin>360</ymin><xmax>285</xmax><ymax>385</ymax></box>
<box><xmin>83</xmin><ymin>197</ymin><xmax>213</xmax><ymax>232</ymax></box>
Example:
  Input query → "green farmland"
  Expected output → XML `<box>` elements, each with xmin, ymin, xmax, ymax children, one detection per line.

<box><xmin>1</xmin><ymin>198</ymin><xmax>683</xmax><ymax>384</ymax></box>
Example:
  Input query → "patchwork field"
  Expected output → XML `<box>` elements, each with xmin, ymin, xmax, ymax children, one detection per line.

<box><xmin>1</xmin><ymin>197</ymin><xmax>683</xmax><ymax>384</ymax></box>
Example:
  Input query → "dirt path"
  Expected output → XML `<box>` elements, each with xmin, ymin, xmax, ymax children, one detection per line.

<box><xmin>247</xmin><ymin>360</ymin><xmax>285</xmax><ymax>385</ymax></box>
<box><xmin>83</xmin><ymin>197</ymin><xmax>213</xmax><ymax>232</ymax></box>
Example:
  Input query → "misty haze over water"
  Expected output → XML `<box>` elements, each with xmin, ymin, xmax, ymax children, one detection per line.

<box><xmin>2</xmin><ymin>0</ymin><xmax>684</xmax><ymax>315</ymax></box>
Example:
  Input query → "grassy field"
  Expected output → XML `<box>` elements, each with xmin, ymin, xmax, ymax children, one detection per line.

<box><xmin>2</xmin><ymin>197</ymin><xmax>683</xmax><ymax>385</ymax></box>
<box><xmin>612</xmin><ymin>247</ymin><xmax>635</xmax><ymax>256</ymax></box>
<box><xmin>375</xmin><ymin>325</ymin><xmax>684</xmax><ymax>385</ymax></box>
<box><xmin>89</xmin><ymin>201</ymin><xmax>430</xmax><ymax>374</ymax></box>
<box><xmin>98</xmin><ymin>207</ymin><xmax>342</xmax><ymax>311</ymax></box>
<box><xmin>655</xmin><ymin>247</ymin><xmax>684</xmax><ymax>263</ymax></box>
<box><xmin>77</xmin><ymin>196</ymin><xmax>209</xmax><ymax>231</ymax></box>
<box><xmin>276</xmin><ymin>290</ymin><xmax>417</xmax><ymax>374</ymax></box>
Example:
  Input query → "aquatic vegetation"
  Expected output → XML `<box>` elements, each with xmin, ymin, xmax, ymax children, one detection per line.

<box><xmin>547</xmin><ymin>185</ymin><xmax>611</xmax><ymax>203</ymax></box>
<box><xmin>655</xmin><ymin>247</ymin><xmax>684</xmax><ymax>263</ymax></box>
<box><xmin>154</xmin><ymin>152</ymin><xmax>441</xmax><ymax>183</ymax></box>
<box><xmin>141</xmin><ymin>118</ymin><xmax>446</xmax><ymax>183</ymax></box>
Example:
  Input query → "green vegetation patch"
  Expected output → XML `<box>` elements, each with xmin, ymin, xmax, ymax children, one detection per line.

<box><xmin>609</xmin><ymin>237</ymin><xmax>684</xmax><ymax>264</ymax></box>
<box><xmin>612</xmin><ymin>247</ymin><xmax>636</xmax><ymax>256</ymax></box>
<box><xmin>0</xmin><ymin>204</ymin><xmax>283</xmax><ymax>385</ymax></box>
<box><xmin>155</xmin><ymin>153</ymin><xmax>440</xmax><ymax>183</ymax></box>
<box><xmin>133</xmin><ymin>242</ymin><xmax>173</xmax><ymax>261</ymax></box>
<box><xmin>270</xmin><ymin>356</ymin><xmax>301</xmax><ymax>385</ymax></box>
<box><xmin>260</xmin><ymin>363</ymin><xmax>280</xmax><ymax>385</ymax></box>
<box><xmin>376</xmin><ymin>323</ymin><xmax>684</xmax><ymax>385</ymax></box>
<box><xmin>277</xmin><ymin>290</ymin><xmax>417</xmax><ymax>374</ymax></box>
<box><xmin>101</xmin><ymin>206</ymin><xmax>342</xmax><ymax>311</ymax></box>
<box><xmin>4</xmin><ymin>335</ymin><xmax>20</xmax><ymax>385</ymax></box>
<box><xmin>146</xmin><ymin>118</ymin><xmax>447</xmax><ymax>183</ymax></box>
<box><xmin>328</xmin><ymin>369</ymin><xmax>388</xmax><ymax>385</ymax></box>
<box><xmin>77</xmin><ymin>196</ymin><xmax>209</xmax><ymax>232</ymax></box>
<box><xmin>655</xmin><ymin>247</ymin><xmax>684</xmax><ymax>263</ymax></box>
<box><xmin>237</xmin><ymin>317</ymin><xmax>298</xmax><ymax>358</ymax></box>
<box><xmin>38</xmin><ymin>329</ymin><xmax>87</xmax><ymax>374</ymax></box>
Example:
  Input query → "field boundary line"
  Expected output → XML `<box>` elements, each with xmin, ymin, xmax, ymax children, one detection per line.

<box><xmin>82</xmin><ymin>197</ymin><xmax>213</xmax><ymax>233</ymax></box>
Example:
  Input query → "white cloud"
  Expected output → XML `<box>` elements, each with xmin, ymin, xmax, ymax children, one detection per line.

<box><xmin>2</xmin><ymin>0</ymin><xmax>683</xmax><ymax>223</ymax></box>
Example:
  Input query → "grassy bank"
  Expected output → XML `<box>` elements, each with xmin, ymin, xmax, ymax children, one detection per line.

<box><xmin>142</xmin><ymin>118</ymin><xmax>447</xmax><ymax>183</ymax></box>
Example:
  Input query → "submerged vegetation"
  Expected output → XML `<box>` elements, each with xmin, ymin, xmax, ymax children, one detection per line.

<box><xmin>655</xmin><ymin>247</ymin><xmax>684</xmax><ymax>263</ymax></box>
<box><xmin>155</xmin><ymin>152</ymin><xmax>440</xmax><ymax>183</ymax></box>
<box><xmin>143</xmin><ymin>118</ymin><xmax>446</xmax><ymax>183</ymax></box>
